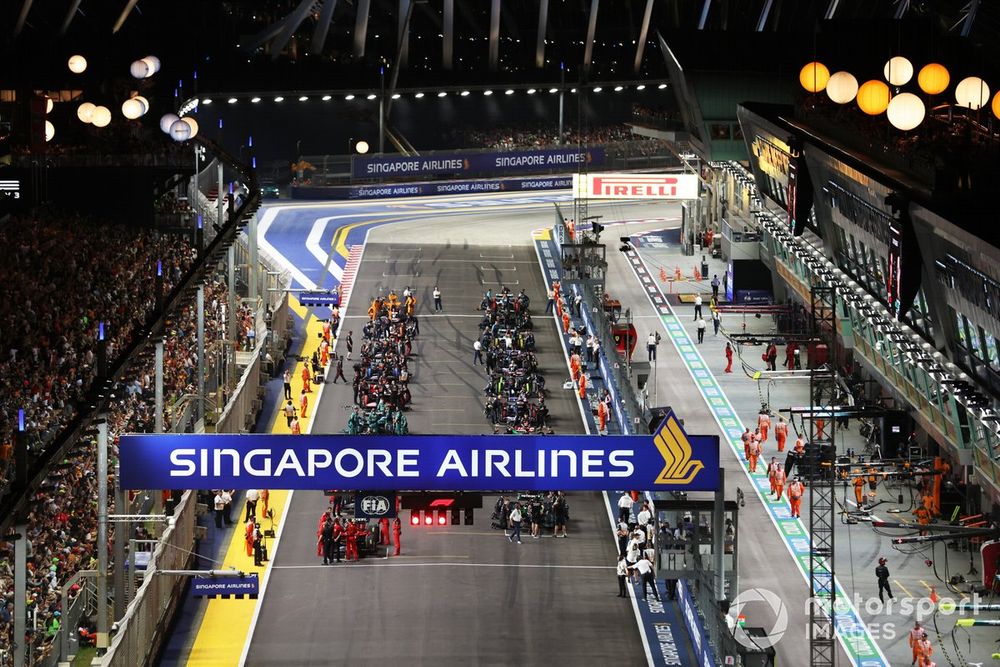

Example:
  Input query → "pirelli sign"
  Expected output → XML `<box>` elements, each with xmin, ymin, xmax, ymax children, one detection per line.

<box><xmin>572</xmin><ymin>172</ymin><xmax>699</xmax><ymax>200</ymax></box>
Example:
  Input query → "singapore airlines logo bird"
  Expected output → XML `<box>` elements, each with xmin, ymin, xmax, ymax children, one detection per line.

<box><xmin>652</xmin><ymin>415</ymin><xmax>704</xmax><ymax>485</ymax></box>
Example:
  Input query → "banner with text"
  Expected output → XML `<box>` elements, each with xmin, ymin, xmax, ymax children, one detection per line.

<box><xmin>120</xmin><ymin>414</ymin><xmax>719</xmax><ymax>492</ymax></box>
<box><xmin>351</xmin><ymin>147</ymin><xmax>604</xmax><ymax>179</ymax></box>
<box><xmin>572</xmin><ymin>172</ymin><xmax>699</xmax><ymax>200</ymax></box>
<box><xmin>290</xmin><ymin>175</ymin><xmax>573</xmax><ymax>200</ymax></box>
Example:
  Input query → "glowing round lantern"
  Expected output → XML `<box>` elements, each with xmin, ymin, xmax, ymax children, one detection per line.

<box><xmin>917</xmin><ymin>63</ymin><xmax>950</xmax><ymax>95</ymax></box>
<box><xmin>91</xmin><ymin>106</ymin><xmax>111</xmax><ymax>128</ymax></box>
<box><xmin>883</xmin><ymin>56</ymin><xmax>913</xmax><ymax>86</ymax></box>
<box><xmin>955</xmin><ymin>76</ymin><xmax>990</xmax><ymax>110</ymax></box>
<box><xmin>77</xmin><ymin>102</ymin><xmax>95</xmax><ymax>123</ymax></box>
<box><xmin>887</xmin><ymin>93</ymin><xmax>925</xmax><ymax>131</ymax></box>
<box><xmin>67</xmin><ymin>55</ymin><xmax>87</xmax><ymax>74</ymax></box>
<box><xmin>799</xmin><ymin>62</ymin><xmax>830</xmax><ymax>93</ymax></box>
<box><xmin>826</xmin><ymin>71</ymin><xmax>859</xmax><ymax>104</ymax></box>
<box><xmin>857</xmin><ymin>80</ymin><xmax>890</xmax><ymax>115</ymax></box>
<box><xmin>159</xmin><ymin>113</ymin><xmax>179</xmax><ymax>134</ymax></box>
<box><xmin>121</xmin><ymin>98</ymin><xmax>144</xmax><ymax>119</ymax></box>
<box><xmin>169</xmin><ymin>119</ymin><xmax>192</xmax><ymax>141</ymax></box>
<box><xmin>181</xmin><ymin>116</ymin><xmax>199</xmax><ymax>138</ymax></box>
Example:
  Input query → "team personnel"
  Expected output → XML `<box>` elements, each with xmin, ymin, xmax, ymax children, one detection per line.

<box><xmin>774</xmin><ymin>417</ymin><xmax>788</xmax><ymax>452</ymax></box>
<box><xmin>282</xmin><ymin>369</ymin><xmax>292</xmax><ymax>400</ymax></box>
<box><xmin>758</xmin><ymin>407</ymin><xmax>770</xmax><ymax>441</ymax></box>
<box><xmin>633</xmin><ymin>556</ymin><xmax>660</xmax><ymax>601</ymax></box>
<box><xmin>767</xmin><ymin>457</ymin><xmax>780</xmax><ymax>495</ymax></box>
<box><xmin>392</xmin><ymin>517</ymin><xmax>402</xmax><ymax>556</ymax></box>
<box><xmin>787</xmin><ymin>477</ymin><xmax>805</xmax><ymax>518</ymax></box>
<box><xmin>332</xmin><ymin>355</ymin><xmax>347</xmax><ymax>383</ymax></box>
<box><xmin>747</xmin><ymin>434</ymin><xmax>762</xmax><ymax>473</ymax></box>
<box><xmin>433</xmin><ymin>286</ymin><xmax>442</xmax><ymax>311</ymax></box>
<box><xmin>772</xmin><ymin>464</ymin><xmax>786</xmax><ymax>500</ymax></box>
<box><xmin>244</xmin><ymin>488</ymin><xmax>259</xmax><ymax>522</ymax></box>
<box><xmin>616</xmin><ymin>555</ymin><xmax>629</xmax><ymax>597</ymax></box>
<box><xmin>319</xmin><ymin>519</ymin><xmax>336</xmax><ymax>565</ymax></box>
<box><xmin>345</xmin><ymin>521</ymin><xmax>359</xmax><ymax>561</ymax></box>
<box><xmin>875</xmin><ymin>557</ymin><xmax>894</xmax><ymax>603</ymax></box>
<box><xmin>618</xmin><ymin>491</ymin><xmax>634</xmax><ymax>523</ymax></box>
<box><xmin>725</xmin><ymin>342</ymin><xmax>734</xmax><ymax>373</ymax></box>
<box><xmin>507</xmin><ymin>502</ymin><xmax>523</xmax><ymax>544</ymax></box>
<box><xmin>908</xmin><ymin>622</ymin><xmax>924</xmax><ymax>665</ymax></box>
<box><xmin>301</xmin><ymin>363</ymin><xmax>312</xmax><ymax>393</ymax></box>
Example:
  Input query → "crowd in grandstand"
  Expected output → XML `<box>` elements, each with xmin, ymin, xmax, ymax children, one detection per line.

<box><xmin>450</xmin><ymin>122</ymin><xmax>657</xmax><ymax>151</ymax></box>
<box><xmin>0</xmin><ymin>212</ymin><xmax>194</xmax><ymax>486</ymax></box>
<box><xmin>0</xmin><ymin>211</ymin><xmax>253</xmax><ymax>662</ymax></box>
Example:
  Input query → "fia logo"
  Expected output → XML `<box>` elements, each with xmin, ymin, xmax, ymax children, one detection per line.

<box><xmin>360</xmin><ymin>495</ymin><xmax>390</xmax><ymax>516</ymax></box>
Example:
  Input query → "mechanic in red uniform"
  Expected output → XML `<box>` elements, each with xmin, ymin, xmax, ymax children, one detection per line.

<box><xmin>392</xmin><ymin>517</ymin><xmax>402</xmax><ymax>556</ymax></box>
<box><xmin>379</xmin><ymin>517</ymin><xmax>390</xmax><ymax>545</ymax></box>
<box><xmin>345</xmin><ymin>521</ymin><xmax>359</xmax><ymax>561</ymax></box>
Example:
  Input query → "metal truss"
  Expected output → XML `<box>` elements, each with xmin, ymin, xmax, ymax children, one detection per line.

<box><xmin>808</xmin><ymin>285</ymin><xmax>837</xmax><ymax>667</ymax></box>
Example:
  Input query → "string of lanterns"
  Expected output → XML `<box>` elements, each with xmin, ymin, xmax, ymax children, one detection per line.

<box><xmin>799</xmin><ymin>58</ymin><xmax>999</xmax><ymax>131</ymax></box>
<box><xmin>65</xmin><ymin>53</ymin><xmax>192</xmax><ymax>138</ymax></box>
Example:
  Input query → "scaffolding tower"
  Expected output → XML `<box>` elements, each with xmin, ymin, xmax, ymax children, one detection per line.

<box><xmin>808</xmin><ymin>284</ymin><xmax>837</xmax><ymax>667</ymax></box>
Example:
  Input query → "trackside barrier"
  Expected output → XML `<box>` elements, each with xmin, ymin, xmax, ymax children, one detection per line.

<box><xmin>96</xmin><ymin>491</ymin><xmax>197</xmax><ymax>667</ymax></box>
<box><xmin>676</xmin><ymin>579</ymin><xmax>719</xmax><ymax>667</ymax></box>
<box><xmin>215</xmin><ymin>339</ymin><xmax>264</xmax><ymax>435</ymax></box>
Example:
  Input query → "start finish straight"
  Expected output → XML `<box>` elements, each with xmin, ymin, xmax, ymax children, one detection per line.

<box><xmin>167</xmin><ymin>447</ymin><xmax>637</xmax><ymax>480</ymax></box>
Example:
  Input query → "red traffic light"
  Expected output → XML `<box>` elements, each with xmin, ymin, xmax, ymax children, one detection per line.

<box><xmin>437</xmin><ymin>513</ymin><xmax>447</xmax><ymax>525</ymax></box>
<box><xmin>423</xmin><ymin>514</ymin><xmax>433</xmax><ymax>525</ymax></box>
<box><xmin>410</xmin><ymin>511</ymin><xmax>419</xmax><ymax>525</ymax></box>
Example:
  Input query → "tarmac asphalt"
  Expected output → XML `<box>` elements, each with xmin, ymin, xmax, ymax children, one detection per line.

<box><xmin>244</xmin><ymin>241</ymin><xmax>646</xmax><ymax>666</ymax></box>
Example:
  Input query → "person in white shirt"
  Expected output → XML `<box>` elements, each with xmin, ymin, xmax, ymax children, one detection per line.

<box><xmin>473</xmin><ymin>339</ymin><xmax>483</xmax><ymax>365</ymax></box>
<box><xmin>634</xmin><ymin>556</ymin><xmax>660</xmax><ymax>601</ymax></box>
<box><xmin>626</xmin><ymin>537</ymin><xmax>641</xmax><ymax>565</ymax></box>
<box><xmin>646</xmin><ymin>332</ymin><xmax>659</xmax><ymax>361</ymax></box>
<box><xmin>694</xmin><ymin>294</ymin><xmax>703</xmax><ymax>320</ymax></box>
<box><xmin>433</xmin><ymin>286</ymin><xmax>442</xmax><ymax>311</ymax></box>
<box><xmin>636</xmin><ymin>503</ymin><xmax>652</xmax><ymax>542</ymax></box>
<box><xmin>244</xmin><ymin>489</ymin><xmax>260</xmax><ymax>523</ymax></box>
<box><xmin>618</xmin><ymin>492</ymin><xmax>634</xmax><ymax>523</ymax></box>
<box><xmin>696</xmin><ymin>316</ymin><xmax>707</xmax><ymax>343</ymax></box>
<box><xmin>617</xmin><ymin>556</ymin><xmax>630</xmax><ymax>598</ymax></box>
<box><xmin>219</xmin><ymin>490</ymin><xmax>234</xmax><ymax>525</ymax></box>
<box><xmin>507</xmin><ymin>503</ymin><xmax>523</xmax><ymax>544</ymax></box>
<box><xmin>213</xmin><ymin>491</ymin><xmax>226</xmax><ymax>528</ymax></box>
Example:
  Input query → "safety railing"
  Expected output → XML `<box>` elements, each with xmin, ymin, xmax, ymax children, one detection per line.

<box><xmin>677</xmin><ymin>572</ymin><xmax>738</xmax><ymax>666</ymax></box>
<box><xmin>98</xmin><ymin>490</ymin><xmax>197</xmax><ymax>667</ymax></box>
<box><xmin>553</xmin><ymin>202</ymin><xmax>651</xmax><ymax>434</ymax></box>
<box><xmin>215</xmin><ymin>337</ymin><xmax>265</xmax><ymax>435</ymax></box>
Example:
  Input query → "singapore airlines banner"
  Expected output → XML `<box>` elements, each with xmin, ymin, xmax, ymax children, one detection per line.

<box><xmin>119</xmin><ymin>413</ymin><xmax>719</xmax><ymax>492</ymax></box>
<box><xmin>351</xmin><ymin>147</ymin><xmax>604</xmax><ymax>179</ymax></box>
<box><xmin>572</xmin><ymin>172</ymin><xmax>700</xmax><ymax>200</ymax></box>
